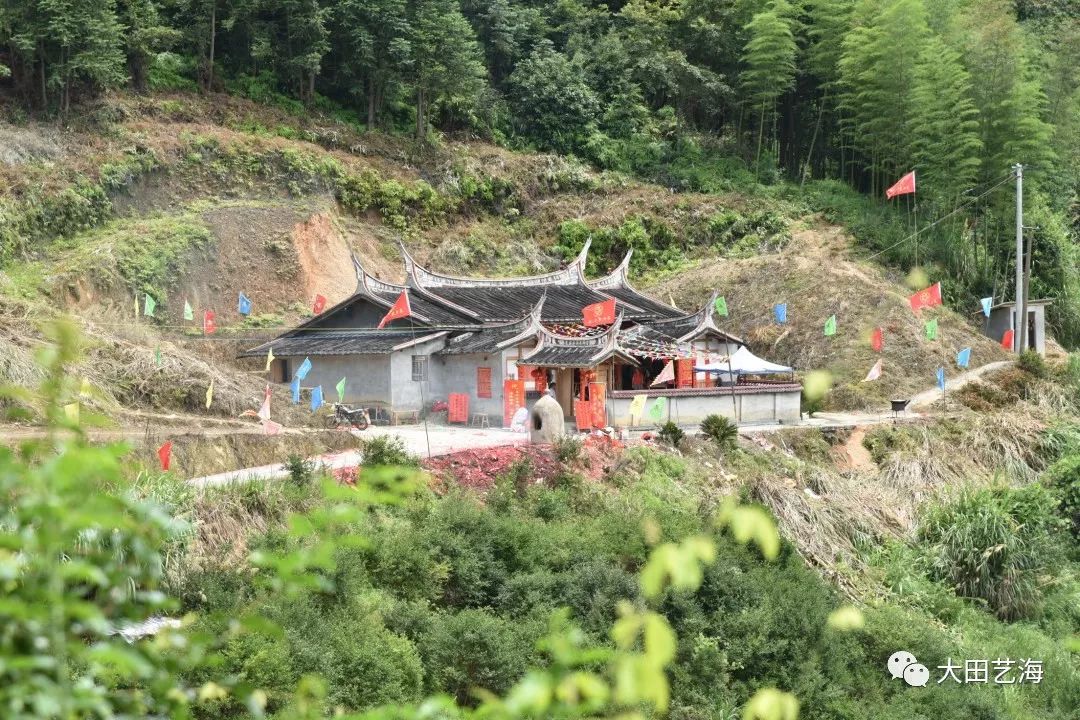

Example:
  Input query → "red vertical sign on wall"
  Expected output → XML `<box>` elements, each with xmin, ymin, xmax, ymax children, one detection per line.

<box><xmin>574</xmin><ymin>400</ymin><xmax>594</xmax><ymax>431</ymax></box>
<box><xmin>588</xmin><ymin>382</ymin><xmax>606</xmax><ymax>428</ymax></box>
<box><xmin>503</xmin><ymin>379</ymin><xmax>525</xmax><ymax>427</ymax></box>
<box><xmin>676</xmin><ymin>358</ymin><xmax>695</xmax><ymax>388</ymax></box>
<box><xmin>477</xmin><ymin>367</ymin><xmax>492</xmax><ymax>398</ymax></box>
<box><xmin>448</xmin><ymin>393</ymin><xmax>469</xmax><ymax>423</ymax></box>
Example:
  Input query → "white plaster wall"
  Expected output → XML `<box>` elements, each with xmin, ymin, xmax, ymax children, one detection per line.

<box><xmin>607</xmin><ymin>390</ymin><xmax>800</xmax><ymax>429</ymax></box>
<box><xmin>276</xmin><ymin>354</ymin><xmax>391</xmax><ymax>405</ymax></box>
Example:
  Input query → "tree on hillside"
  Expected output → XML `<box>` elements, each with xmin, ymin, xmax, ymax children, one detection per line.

<box><xmin>740</xmin><ymin>1</ymin><xmax>798</xmax><ymax>172</ymax></box>
<box><xmin>178</xmin><ymin>0</ymin><xmax>222</xmax><ymax>91</ymax></box>
<box><xmin>36</xmin><ymin>0</ymin><xmax>127</xmax><ymax>112</ymax></box>
<box><xmin>803</xmin><ymin>0</ymin><xmax>853</xmax><ymax>181</ymax></box>
<box><xmin>406</xmin><ymin>0</ymin><xmax>485</xmax><ymax>141</ymax></box>
<box><xmin>462</xmin><ymin>0</ymin><xmax>545</xmax><ymax>88</ymax></box>
<box><xmin>908</xmin><ymin>36</ymin><xmax>982</xmax><ymax>201</ymax></box>
<box><xmin>507</xmin><ymin>44</ymin><xmax>599</xmax><ymax>154</ymax></box>
<box><xmin>335</xmin><ymin>0</ymin><xmax>409</xmax><ymax>129</ymax></box>
<box><xmin>279</xmin><ymin>0</ymin><xmax>329</xmax><ymax>104</ymax></box>
<box><xmin>838</xmin><ymin>0</ymin><xmax>930</xmax><ymax>194</ymax></box>
<box><xmin>117</xmin><ymin>0</ymin><xmax>180</xmax><ymax>93</ymax></box>
<box><xmin>959</xmin><ymin>0</ymin><xmax>1053</xmax><ymax>184</ymax></box>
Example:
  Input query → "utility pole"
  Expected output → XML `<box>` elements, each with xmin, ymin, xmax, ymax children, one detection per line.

<box><xmin>1020</xmin><ymin>226</ymin><xmax>1034</xmax><ymax>354</ymax></box>
<box><xmin>1013</xmin><ymin>163</ymin><xmax>1023</xmax><ymax>354</ymax></box>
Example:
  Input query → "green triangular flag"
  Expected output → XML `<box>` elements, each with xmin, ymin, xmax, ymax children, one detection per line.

<box><xmin>714</xmin><ymin>296</ymin><xmax>728</xmax><ymax>317</ymax></box>
<box><xmin>155</xmin><ymin>346</ymin><xmax>162</xmax><ymax>366</ymax></box>
<box><xmin>824</xmin><ymin>314</ymin><xmax>837</xmax><ymax>336</ymax></box>
<box><xmin>648</xmin><ymin>396</ymin><xmax>667</xmax><ymax>422</ymax></box>
<box><xmin>143</xmin><ymin>293</ymin><xmax>156</xmax><ymax>317</ymax></box>
<box><xmin>183</xmin><ymin>300</ymin><xmax>194</xmax><ymax>321</ymax></box>
<box><xmin>335</xmin><ymin>377</ymin><xmax>346</xmax><ymax>402</ymax></box>
<box><xmin>924</xmin><ymin>318</ymin><xmax>938</xmax><ymax>340</ymax></box>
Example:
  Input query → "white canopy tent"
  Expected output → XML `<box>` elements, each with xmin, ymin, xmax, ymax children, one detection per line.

<box><xmin>695</xmin><ymin>346</ymin><xmax>793</xmax><ymax>379</ymax></box>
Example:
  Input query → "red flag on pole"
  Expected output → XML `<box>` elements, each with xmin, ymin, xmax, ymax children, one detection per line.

<box><xmin>157</xmin><ymin>440</ymin><xmax>172</xmax><ymax>471</ymax></box>
<box><xmin>1002</xmin><ymin>329</ymin><xmax>1015</xmax><ymax>350</ymax></box>
<box><xmin>908</xmin><ymin>282</ymin><xmax>942</xmax><ymax>313</ymax></box>
<box><xmin>312</xmin><ymin>294</ymin><xmax>327</xmax><ymax>314</ymax></box>
<box><xmin>582</xmin><ymin>298</ymin><xmax>616</xmax><ymax>327</ymax></box>
<box><xmin>886</xmin><ymin>171</ymin><xmax>916</xmax><ymax>199</ymax></box>
<box><xmin>378</xmin><ymin>291</ymin><xmax>411</xmax><ymax>329</ymax></box>
<box><xmin>871</xmin><ymin>327</ymin><xmax>884</xmax><ymax>352</ymax></box>
<box><xmin>203</xmin><ymin>310</ymin><xmax>216</xmax><ymax>334</ymax></box>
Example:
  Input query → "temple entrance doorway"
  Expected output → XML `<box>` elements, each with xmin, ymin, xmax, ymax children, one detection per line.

<box><xmin>555</xmin><ymin>368</ymin><xmax>574</xmax><ymax>419</ymax></box>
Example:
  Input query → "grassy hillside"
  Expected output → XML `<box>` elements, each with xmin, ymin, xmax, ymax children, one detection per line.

<box><xmin>0</xmin><ymin>91</ymin><xmax>1022</xmax><ymax>423</ymax></box>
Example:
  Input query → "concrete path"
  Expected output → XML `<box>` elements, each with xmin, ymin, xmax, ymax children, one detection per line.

<box><xmin>908</xmin><ymin>360</ymin><xmax>1012</xmax><ymax>409</ymax></box>
<box><xmin>187</xmin><ymin>424</ymin><xmax>529</xmax><ymax>487</ymax></box>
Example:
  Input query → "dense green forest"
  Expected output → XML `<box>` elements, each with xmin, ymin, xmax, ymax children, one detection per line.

<box><xmin>1</xmin><ymin>0</ymin><xmax>1079</xmax><ymax>344</ymax></box>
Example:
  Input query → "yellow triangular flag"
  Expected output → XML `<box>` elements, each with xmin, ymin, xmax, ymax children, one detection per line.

<box><xmin>79</xmin><ymin>377</ymin><xmax>92</xmax><ymax>397</ymax></box>
<box><xmin>265</xmin><ymin>346</ymin><xmax>274</xmax><ymax>373</ymax></box>
<box><xmin>64</xmin><ymin>402</ymin><xmax>79</xmax><ymax>423</ymax></box>
<box><xmin>205</xmin><ymin>378</ymin><xmax>214</xmax><ymax>409</ymax></box>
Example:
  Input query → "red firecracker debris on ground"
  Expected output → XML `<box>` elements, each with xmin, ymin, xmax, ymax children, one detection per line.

<box><xmin>423</xmin><ymin>435</ymin><xmax>627</xmax><ymax>492</ymax></box>
<box><xmin>424</xmin><ymin>444</ymin><xmax>559</xmax><ymax>491</ymax></box>
<box><xmin>332</xmin><ymin>465</ymin><xmax>358</xmax><ymax>485</ymax></box>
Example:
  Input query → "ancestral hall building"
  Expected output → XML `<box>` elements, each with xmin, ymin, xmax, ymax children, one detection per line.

<box><xmin>242</xmin><ymin>242</ymin><xmax>802</xmax><ymax>428</ymax></box>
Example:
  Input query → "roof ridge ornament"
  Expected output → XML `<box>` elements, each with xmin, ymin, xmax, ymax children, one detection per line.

<box><xmin>398</xmin><ymin>240</ymin><xmax>591</xmax><ymax>288</ymax></box>
<box><xmin>680</xmin><ymin>289</ymin><xmax>731</xmax><ymax>343</ymax></box>
<box><xmin>353</xmin><ymin>251</ymin><xmax>408</xmax><ymax>296</ymax></box>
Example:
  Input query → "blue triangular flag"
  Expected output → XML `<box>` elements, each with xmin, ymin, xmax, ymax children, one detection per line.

<box><xmin>774</xmin><ymin>303</ymin><xmax>787</xmax><ymax>324</ymax></box>
<box><xmin>980</xmin><ymin>297</ymin><xmax>992</xmax><ymax>317</ymax></box>
<box><xmin>310</xmin><ymin>385</ymin><xmax>323</xmax><ymax>412</ymax></box>
<box><xmin>936</xmin><ymin>367</ymin><xmax>945</xmax><ymax>391</ymax></box>
<box><xmin>290</xmin><ymin>376</ymin><xmax>301</xmax><ymax>404</ymax></box>
<box><xmin>295</xmin><ymin>357</ymin><xmax>312</xmax><ymax>380</ymax></box>
<box><xmin>238</xmin><ymin>292</ymin><xmax>252</xmax><ymax>316</ymax></box>
<box><xmin>956</xmin><ymin>347</ymin><xmax>971</xmax><ymax>369</ymax></box>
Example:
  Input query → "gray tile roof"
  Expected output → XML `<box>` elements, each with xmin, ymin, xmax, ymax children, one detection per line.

<box><xmin>239</xmin><ymin>330</ymin><xmax>446</xmax><ymax>357</ymax></box>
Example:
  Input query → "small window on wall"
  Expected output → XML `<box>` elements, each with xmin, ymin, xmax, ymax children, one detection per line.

<box><xmin>411</xmin><ymin>355</ymin><xmax>428</xmax><ymax>382</ymax></box>
<box><xmin>477</xmin><ymin>367</ymin><xmax>492</xmax><ymax>398</ymax></box>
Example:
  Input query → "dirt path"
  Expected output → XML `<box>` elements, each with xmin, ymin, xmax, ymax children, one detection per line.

<box><xmin>908</xmin><ymin>360</ymin><xmax>1012</xmax><ymax>409</ymax></box>
<box><xmin>835</xmin><ymin>426</ymin><xmax>875</xmax><ymax>472</ymax></box>
<box><xmin>0</xmin><ymin>407</ymin><xmax>311</xmax><ymax>442</ymax></box>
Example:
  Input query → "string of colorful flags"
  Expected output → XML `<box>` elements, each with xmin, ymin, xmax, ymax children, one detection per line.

<box><xmin>152</xmin><ymin>290</ymin><xmax>349</xmax><ymax>470</ymax></box>
<box><xmin>137</xmin><ymin>290</ymin><xmax>329</xmax><ymax>335</ymax></box>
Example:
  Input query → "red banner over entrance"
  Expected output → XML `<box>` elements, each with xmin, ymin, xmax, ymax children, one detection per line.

<box><xmin>448</xmin><ymin>393</ymin><xmax>469</xmax><ymax>423</ymax></box>
<box><xmin>503</xmin><ymin>379</ymin><xmax>525</xmax><ymax>427</ymax></box>
<box><xmin>582</xmin><ymin>298</ymin><xmax>616</xmax><ymax>327</ymax></box>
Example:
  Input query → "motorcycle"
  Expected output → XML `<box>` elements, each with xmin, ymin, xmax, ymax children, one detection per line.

<box><xmin>324</xmin><ymin>402</ymin><xmax>371</xmax><ymax>430</ymax></box>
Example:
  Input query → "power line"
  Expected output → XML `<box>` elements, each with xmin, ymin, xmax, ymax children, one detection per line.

<box><xmin>864</xmin><ymin>171</ymin><xmax>1017</xmax><ymax>262</ymax></box>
